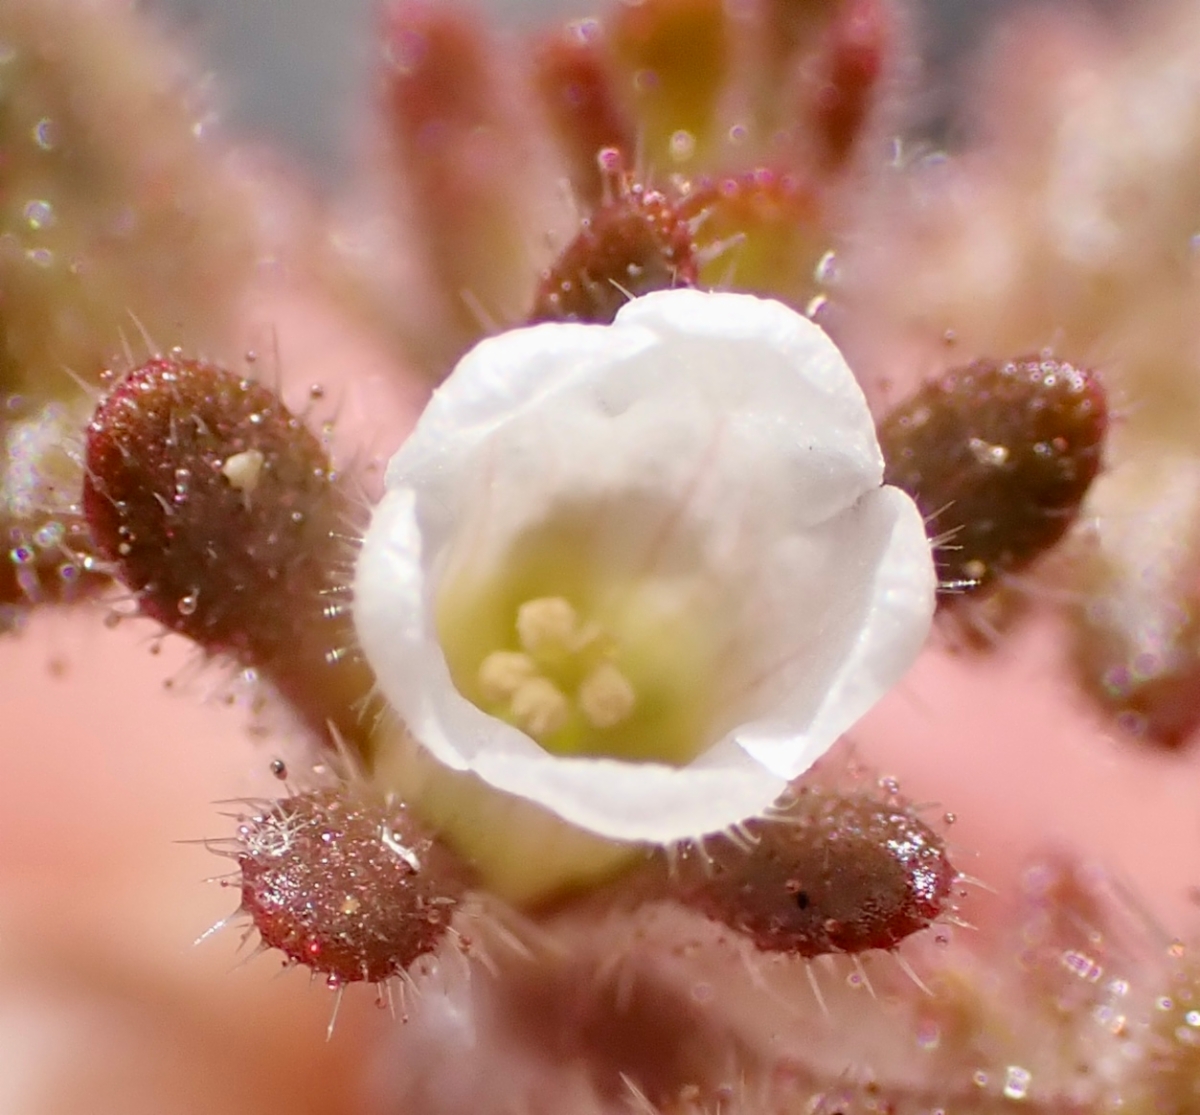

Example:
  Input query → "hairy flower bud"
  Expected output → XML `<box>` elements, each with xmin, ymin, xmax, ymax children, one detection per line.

<box><xmin>228</xmin><ymin>787</ymin><xmax>467</xmax><ymax>986</ymax></box>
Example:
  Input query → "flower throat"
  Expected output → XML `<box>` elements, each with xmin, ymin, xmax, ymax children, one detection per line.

<box><xmin>435</xmin><ymin>519</ymin><xmax>719</xmax><ymax>765</ymax></box>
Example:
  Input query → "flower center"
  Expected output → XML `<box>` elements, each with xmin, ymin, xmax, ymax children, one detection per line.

<box><xmin>435</xmin><ymin>518</ymin><xmax>721</xmax><ymax>766</ymax></box>
<box><xmin>477</xmin><ymin>596</ymin><xmax>638</xmax><ymax>742</ymax></box>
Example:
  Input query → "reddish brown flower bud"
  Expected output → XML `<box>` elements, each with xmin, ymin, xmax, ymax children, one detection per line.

<box><xmin>674</xmin><ymin>789</ymin><xmax>957</xmax><ymax>957</ymax></box>
<box><xmin>608</xmin><ymin>0</ymin><xmax>729</xmax><ymax>167</ymax></box>
<box><xmin>531</xmin><ymin>22</ymin><xmax>634</xmax><ymax>207</ymax></box>
<box><xmin>804</xmin><ymin>0</ymin><xmax>891</xmax><ymax>169</ymax></box>
<box><xmin>1075</xmin><ymin>610</ymin><xmax>1200</xmax><ymax>749</ymax></box>
<box><xmin>530</xmin><ymin>162</ymin><xmax>699</xmax><ymax>324</ymax></box>
<box><xmin>231</xmin><ymin>787</ymin><xmax>466</xmax><ymax>986</ymax></box>
<box><xmin>81</xmin><ymin>355</ymin><xmax>374</xmax><ymax>743</ymax></box>
<box><xmin>879</xmin><ymin>356</ymin><xmax>1107</xmax><ymax>598</ymax></box>
<box><xmin>382</xmin><ymin>0</ymin><xmax>545</xmax><ymax>357</ymax></box>
<box><xmin>1070</xmin><ymin>456</ymin><xmax>1200</xmax><ymax>748</ymax></box>
<box><xmin>678</xmin><ymin>168</ymin><xmax>828</xmax><ymax>306</ymax></box>
<box><xmin>0</xmin><ymin>0</ymin><xmax>255</xmax><ymax>399</ymax></box>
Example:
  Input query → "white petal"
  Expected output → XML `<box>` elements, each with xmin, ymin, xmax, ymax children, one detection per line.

<box><xmin>725</xmin><ymin>485</ymin><xmax>936</xmax><ymax>779</ymax></box>
<box><xmin>355</xmin><ymin>290</ymin><xmax>935</xmax><ymax>845</ymax></box>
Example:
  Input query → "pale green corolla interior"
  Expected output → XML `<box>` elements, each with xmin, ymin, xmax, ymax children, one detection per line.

<box><xmin>436</xmin><ymin>498</ymin><xmax>724</xmax><ymax>765</ymax></box>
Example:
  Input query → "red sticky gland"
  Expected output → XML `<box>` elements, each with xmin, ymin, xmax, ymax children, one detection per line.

<box><xmin>674</xmin><ymin>788</ymin><xmax>958</xmax><ymax>958</ymax></box>
<box><xmin>530</xmin><ymin>159</ymin><xmax>700</xmax><ymax>325</ymax></box>
<box><xmin>231</xmin><ymin>787</ymin><xmax>466</xmax><ymax>987</ymax></box>
<box><xmin>81</xmin><ymin>355</ymin><xmax>375</xmax><ymax>744</ymax></box>
<box><xmin>878</xmin><ymin>356</ymin><xmax>1108</xmax><ymax>601</ymax></box>
<box><xmin>531</xmin><ymin>22</ymin><xmax>635</xmax><ymax>207</ymax></box>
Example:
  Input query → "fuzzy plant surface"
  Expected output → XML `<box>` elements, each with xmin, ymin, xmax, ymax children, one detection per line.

<box><xmin>1</xmin><ymin>0</ymin><xmax>1200</xmax><ymax>1114</ymax></box>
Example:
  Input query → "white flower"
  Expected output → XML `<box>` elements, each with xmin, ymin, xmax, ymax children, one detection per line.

<box><xmin>354</xmin><ymin>290</ymin><xmax>935</xmax><ymax>845</ymax></box>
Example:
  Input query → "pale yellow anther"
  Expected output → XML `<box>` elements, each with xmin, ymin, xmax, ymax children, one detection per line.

<box><xmin>509</xmin><ymin>676</ymin><xmax>571</xmax><ymax>740</ymax></box>
<box><xmin>478</xmin><ymin>650</ymin><xmax>540</xmax><ymax>703</ymax></box>
<box><xmin>516</xmin><ymin>596</ymin><xmax>578</xmax><ymax>655</ymax></box>
<box><xmin>577</xmin><ymin>661</ymin><xmax>637</xmax><ymax>729</ymax></box>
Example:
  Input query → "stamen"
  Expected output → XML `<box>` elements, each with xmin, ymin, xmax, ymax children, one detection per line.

<box><xmin>516</xmin><ymin>595</ymin><xmax>580</xmax><ymax>654</ymax></box>
<box><xmin>510</xmin><ymin>676</ymin><xmax>571</xmax><ymax>739</ymax></box>
<box><xmin>578</xmin><ymin>661</ymin><xmax>637</xmax><ymax>728</ymax></box>
<box><xmin>478</xmin><ymin>650</ymin><xmax>541</xmax><ymax>702</ymax></box>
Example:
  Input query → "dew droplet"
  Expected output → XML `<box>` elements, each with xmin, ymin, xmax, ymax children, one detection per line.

<box><xmin>33</xmin><ymin>521</ymin><xmax>64</xmax><ymax>549</ymax></box>
<box><xmin>1061</xmin><ymin>950</ymin><xmax>1103</xmax><ymax>982</ymax></box>
<box><xmin>32</xmin><ymin>117</ymin><xmax>57</xmax><ymax>150</ymax></box>
<box><xmin>177</xmin><ymin>591</ymin><xmax>198</xmax><ymax>616</ymax></box>
<box><xmin>597</xmin><ymin>146</ymin><xmax>624</xmax><ymax>174</ymax></box>
<box><xmin>668</xmin><ymin>129</ymin><xmax>695</xmax><ymax>162</ymax></box>
<box><xmin>1003</xmin><ymin>1066</ymin><xmax>1031</xmax><ymax>1101</ymax></box>
<box><xmin>23</xmin><ymin>199</ymin><xmax>55</xmax><ymax>231</ymax></box>
<box><xmin>813</xmin><ymin>249</ymin><xmax>838</xmax><ymax>285</ymax></box>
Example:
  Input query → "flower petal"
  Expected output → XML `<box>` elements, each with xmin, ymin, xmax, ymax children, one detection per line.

<box><xmin>355</xmin><ymin>290</ymin><xmax>935</xmax><ymax>846</ymax></box>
